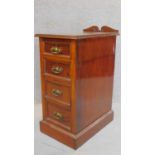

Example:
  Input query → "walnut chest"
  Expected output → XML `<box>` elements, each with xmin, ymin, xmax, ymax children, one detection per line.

<box><xmin>35</xmin><ymin>26</ymin><xmax>119</xmax><ymax>149</ymax></box>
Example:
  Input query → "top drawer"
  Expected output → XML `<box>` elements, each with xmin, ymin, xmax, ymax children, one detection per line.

<box><xmin>44</xmin><ymin>39</ymin><xmax>70</xmax><ymax>56</ymax></box>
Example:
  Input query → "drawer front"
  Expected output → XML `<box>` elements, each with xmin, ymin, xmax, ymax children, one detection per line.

<box><xmin>44</xmin><ymin>39</ymin><xmax>70</xmax><ymax>56</ymax></box>
<box><xmin>47</xmin><ymin>101</ymin><xmax>71</xmax><ymax>129</ymax></box>
<box><xmin>45</xmin><ymin>82</ymin><xmax>71</xmax><ymax>104</ymax></box>
<box><xmin>45</xmin><ymin>60</ymin><xmax>70</xmax><ymax>78</ymax></box>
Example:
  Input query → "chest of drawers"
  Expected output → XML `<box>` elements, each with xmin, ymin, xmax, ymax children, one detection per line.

<box><xmin>35</xmin><ymin>26</ymin><xmax>119</xmax><ymax>149</ymax></box>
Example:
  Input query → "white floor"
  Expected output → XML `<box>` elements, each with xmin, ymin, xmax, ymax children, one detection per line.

<box><xmin>34</xmin><ymin>103</ymin><xmax>121</xmax><ymax>155</ymax></box>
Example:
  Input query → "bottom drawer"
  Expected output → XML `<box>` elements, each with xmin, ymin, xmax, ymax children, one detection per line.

<box><xmin>46</xmin><ymin>101</ymin><xmax>71</xmax><ymax>130</ymax></box>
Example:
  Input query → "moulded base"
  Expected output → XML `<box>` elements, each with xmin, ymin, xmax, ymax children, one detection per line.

<box><xmin>40</xmin><ymin>110</ymin><xmax>114</xmax><ymax>149</ymax></box>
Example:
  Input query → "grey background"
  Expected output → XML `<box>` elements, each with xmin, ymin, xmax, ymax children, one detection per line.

<box><xmin>34</xmin><ymin>0</ymin><xmax>121</xmax><ymax>105</ymax></box>
<box><xmin>34</xmin><ymin>0</ymin><xmax>121</xmax><ymax>154</ymax></box>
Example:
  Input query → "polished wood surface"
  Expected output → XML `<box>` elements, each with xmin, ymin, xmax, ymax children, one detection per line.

<box><xmin>101</xmin><ymin>25</ymin><xmax>119</xmax><ymax>33</ymax></box>
<box><xmin>40</xmin><ymin>110</ymin><xmax>113</xmax><ymax>149</ymax></box>
<box><xmin>44</xmin><ymin>38</ymin><xmax>71</xmax><ymax>56</ymax></box>
<box><xmin>45</xmin><ymin>81</ymin><xmax>71</xmax><ymax>105</ymax></box>
<box><xmin>35</xmin><ymin>31</ymin><xmax>119</xmax><ymax>40</ymax></box>
<box><xmin>83</xmin><ymin>25</ymin><xmax>100</xmax><ymax>32</ymax></box>
<box><xmin>75</xmin><ymin>37</ymin><xmax>115</xmax><ymax>131</ymax></box>
<box><xmin>36</xmin><ymin>26</ymin><xmax>118</xmax><ymax>149</ymax></box>
<box><xmin>46</xmin><ymin>101</ymin><xmax>71</xmax><ymax>130</ymax></box>
<box><xmin>83</xmin><ymin>25</ymin><xmax>119</xmax><ymax>33</ymax></box>
<box><xmin>45</xmin><ymin>60</ymin><xmax>70</xmax><ymax>78</ymax></box>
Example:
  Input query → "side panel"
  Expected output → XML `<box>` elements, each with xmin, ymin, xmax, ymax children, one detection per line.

<box><xmin>76</xmin><ymin>37</ymin><xmax>116</xmax><ymax>132</ymax></box>
<box><xmin>70</xmin><ymin>40</ymin><xmax>78</xmax><ymax>133</ymax></box>
<box><xmin>39</xmin><ymin>38</ymin><xmax>48</xmax><ymax>119</ymax></box>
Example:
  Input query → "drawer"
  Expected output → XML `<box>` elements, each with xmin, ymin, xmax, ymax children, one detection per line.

<box><xmin>44</xmin><ymin>39</ymin><xmax>70</xmax><ymax>56</ymax></box>
<box><xmin>45</xmin><ymin>60</ymin><xmax>70</xmax><ymax>78</ymax></box>
<box><xmin>46</xmin><ymin>101</ymin><xmax>71</xmax><ymax>129</ymax></box>
<box><xmin>45</xmin><ymin>81</ymin><xmax>71</xmax><ymax>105</ymax></box>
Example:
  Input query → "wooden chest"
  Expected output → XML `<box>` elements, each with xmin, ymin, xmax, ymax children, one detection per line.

<box><xmin>35</xmin><ymin>26</ymin><xmax>119</xmax><ymax>149</ymax></box>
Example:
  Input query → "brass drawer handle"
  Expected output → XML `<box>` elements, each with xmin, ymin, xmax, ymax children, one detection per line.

<box><xmin>50</xmin><ymin>47</ymin><xmax>61</xmax><ymax>54</ymax></box>
<box><xmin>52</xmin><ymin>89</ymin><xmax>63</xmax><ymax>96</ymax></box>
<box><xmin>51</xmin><ymin>66</ymin><xmax>63</xmax><ymax>74</ymax></box>
<box><xmin>53</xmin><ymin>112</ymin><xmax>64</xmax><ymax>120</ymax></box>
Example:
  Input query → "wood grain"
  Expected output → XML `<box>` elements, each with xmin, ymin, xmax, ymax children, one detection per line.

<box><xmin>45</xmin><ymin>60</ymin><xmax>70</xmax><ymax>78</ymax></box>
<box><xmin>36</xmin><ymin>27</ymin><xmax>118</xmax><ymax>149</ymax></box>
<box><xmin>35</xmin><ymin>31</ymin><xmax>119</xmax><ymax>39</ymax></box>
<box><xmin>44</xmin><ymin>38</ymin><xmax>71</xmax><ymax>56</ymax></box>
<box><xmin>40</xmin><ymin>110</ymin><xmax>113</xmax><ymax>149</ymax></box>
<box><xmin>46</xmin><ymin>101</ymin><xmax>71</xmax><ymax>130</ymax></box>
<box><xmin>45</xmin><ymin>81</ymin><xmax>71</xmax><ymax>105</ymax></box>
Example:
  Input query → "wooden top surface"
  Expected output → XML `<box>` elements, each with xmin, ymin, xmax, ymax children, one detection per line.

<box><xmin>35</xmin><ymin>31</ymin><xmax>119</xmax><ymax>40</ymax></box>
